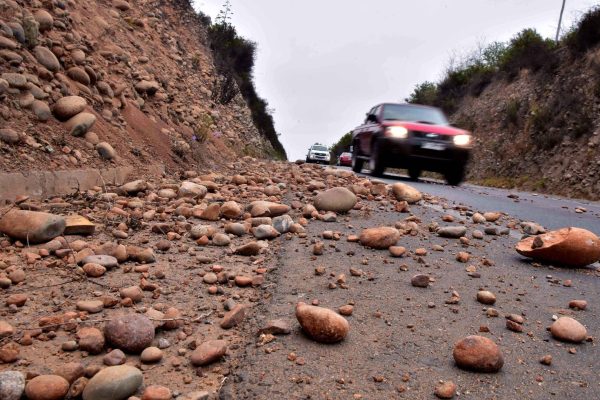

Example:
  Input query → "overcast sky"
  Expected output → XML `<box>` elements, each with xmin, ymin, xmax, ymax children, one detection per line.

<box><xmin>193</xmin><ymin>0</ymin><xmax>597</xmax><ymax>160</ymax></box>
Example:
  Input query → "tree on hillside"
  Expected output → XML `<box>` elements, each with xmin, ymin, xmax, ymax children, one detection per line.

<box><xmin>329</xmin><ymin>132</ymin><xmax>353</xmax><ymax>162</ymax></box>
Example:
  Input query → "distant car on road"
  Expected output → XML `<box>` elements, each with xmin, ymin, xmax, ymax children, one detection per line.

<box><xmin>306</xmin><ymin>143</ymin><xmax>331</xmax><ymax>164</ymax></box>
<box><xmin>337</xmin><ymin>152</ymin><xmax>352</xmax><ymax>166</ymax></box>
<box><xmin>350</xmin><ymin>103</ymin><xmax>472</xmax><ymax>185</ymax></box>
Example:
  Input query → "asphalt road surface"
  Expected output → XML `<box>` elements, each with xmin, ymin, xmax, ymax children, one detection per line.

<box><xmin>227</xmin><ymin>166</ymin><xmax>600</xmax><ymax>399</ymax></box>
<box><xmin>340</xmin><ymin>167</ymin><xmax>600</xmax><ymax>234</ymax></box>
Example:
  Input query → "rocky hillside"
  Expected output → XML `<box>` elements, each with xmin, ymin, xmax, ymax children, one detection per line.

<box><xmin>406</xmin><ymin>9</ymin><xmax>600</xmax><ymax>200</ymax></box>
<box><xmin>453</xmin><ymin>48</ymin><xmax>600</xmax><ymax>200</ymax></box>
<box><xmin>0</xmin><ymin>0</ymin><xmax>282</xmax><ymax>177</ymax></box>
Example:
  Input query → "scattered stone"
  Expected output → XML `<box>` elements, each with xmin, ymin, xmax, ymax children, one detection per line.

<box><xmin>259</xmin><ymin>319</ymin><xmax>291</xmax><ymax>335</ymax></box>
<box><xmin>438</xmin><ymin>226</ymin><xmax>467</xmax><ymax>238</ymax></box>
<box><xmin>569</xmin><ymin>300</ymin><xmax>587</xmax><ymax>310</ymax></box>
<box><xmin>25</xmin><ymin>375</ymin><xmax>69</xmax><ymax>400</ymax></box>
<box><xmin>0</xmin><ymin>371</ymin><xmax>25</xmax><ymax>400</ymax></box>
<box><xmin>190</xmin><ymin>340</ymin><xmax>228</xmax><ymax>366</ymax></box>
<box><xmin>0</xmin><ymin>210</ymin><xmax>65</xmax><ymax>244</ymax></box>
<box><xmin>391</xmin><ymin>182</ymin><xmax>422</xmax><ymax>203</ymax></box>
<box><xmin>66</xmin><ymin>112</ymin><xmax>97</xmax><ymax>136</ymax></box>
<box><xmin>0</xmin><ymin>128</ymin><xmax>20</xmax><ymax>144</ymax></box>
<box><xmin>434</xmin><ymin>381</ymin><xmax>457</xmax><ymax>399</ymax></box>
<box><xmin>82</xmin><ymin>365</ymin><xmax>143</xmax><ymax>400</ymax></box>
<box><xmin>53</xmin><ymin>96</ymin><xmax>87</xmax><ymax>121</ymax></box>
<box><xmin>97</xmin><ymin>142</ymin><xmax>116</xmax><ymax>159</ymax></box>
<box><xmin>411</xmin><ymin>274</ymin><xmax>430</xmax><ymax>288</ymax></box>
<box><xmin>483</xmin><ymin>212</ymin><xmax>501</xmax><ymax>222</ymax></box>
<box><xmin>295</xmin><ymin>302</ymin><xmax>349</xmax><ymax>343</ymax></box>
<box><xmin>516</xmin><ymin>227</ymin><xmax>600</xmax><ymax>267</ymax></box>
<box><xmin>103</xmin><ymin>349</ymin><xmax>127</xmax><ymax>366</ymax></box>
<box><xmin>359</xmin><ymin>227</ymin><xmax>400</xmax><ymax>249</ymax></box>
<box><xmin>389</xmin><ymin>246</ymin><xmax>406</xmax><ymax>257</ymax></box>
<box><xmin>220</xmin><ymin>304</ymin><xmax>247</xmax><ymax>329</ymax></box>
<box><xmin>104</xmin><ymin>314</ymin><xmax>155</xmax><ymax>353</ymax></box>
<box><xmin>453</xmin><ymin>335</ymin><xmax>503</xmax><ymax>372</ymax></box>
<box><xmin>476</xmin><ymin>290</ymin><xmax>496</xmax><ymax>305</ymax></box>
<box><xmin>33</xmin><ymin>46</ymin><xmax>60</xmax><ymax>72</ymax></box>
<box><xmin>540</xmin><ymin>355</ymin><xmax>552</xmax><ymax>365</ymax></box>
<box><xmin>140</xmin><ymin>347</ymin><xmax>163</xmax><ymax>363</ymax></box>
<box><xmin>77</xmin><ymin>327</ymin><xmax>105</xmax><ymax>355</ymax></box>
<box><xmin>142</xmin><ymin>385</ymin><xmax>172</xmax><ymax>400</ymax></box>
<box><xmin>314</xmin><ymin>187</ymin><xmax>357</xmax><ymax>212</ymax></box>
<box><xmin>550</xmin><ymin>317</ymin><xmax>587</xmax><ymax>343</ymax></box>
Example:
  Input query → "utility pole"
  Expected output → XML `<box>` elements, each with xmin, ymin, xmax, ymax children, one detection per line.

<box><xmin>555</xmin><ymin>0</ymin><xmax>566</xmax><ymax>42</ymax></box>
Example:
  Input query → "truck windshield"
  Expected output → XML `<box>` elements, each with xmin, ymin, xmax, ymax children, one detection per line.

<box><xmin>312</xmin><ymin>146</ymin><xmax>328</xmax><ymax>152</ymax></box>
<box><xmin>382</xmin><ymin>104</ymin><xmax>448</xmax><ymax>125</ymax></box>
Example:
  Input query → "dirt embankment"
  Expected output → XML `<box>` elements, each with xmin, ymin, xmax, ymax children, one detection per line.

<box><xmin>453</xmin><ymin>49</ymin><xmax>600</xmax><ymax>200</ymax></box>
<box><xmin>0</xmin><ymin>0</ymin><xmax>277</xmax><ymax>179</ymax></box>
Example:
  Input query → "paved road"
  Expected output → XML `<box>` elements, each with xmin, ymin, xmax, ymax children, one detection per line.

<box><xmin>340</xmin><ymin>167</ymin><xmax>600</xmax><ymax>234</ymax></box>
<box><xmin>230</xmin><ymin>176</ymin><xmax>600</xmax><ymax>399</ymax></box>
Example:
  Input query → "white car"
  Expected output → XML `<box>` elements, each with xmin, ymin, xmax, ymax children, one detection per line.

<box><xmin>306</xmin><ymin>144</ymin><xmax>331</xmax><ymax>164</ymax></box>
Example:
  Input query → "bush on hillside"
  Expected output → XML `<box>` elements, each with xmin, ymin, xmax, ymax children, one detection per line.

<box><xmin>207</xmin><ymin>22</ymin><xmax>287</xmax><ymax>160</ymax></box>
<box><xmin>329</xmin><ymin>132</ymin><xmax>353</xmax><ymax>162</ymax></box>
<box><xmin>405</xmin><ymin>81</ymin><xmax>437</xmax><ymax>105</ymax></box>
<box><xmin>498</xmin><ymin>29</ymin><xmax>557</xmax><ymax>77</ymax></box>
<box><xmin>564</xmin><ymin>6</ymin><xmax>600</xmax><ymax>54</ymax></box>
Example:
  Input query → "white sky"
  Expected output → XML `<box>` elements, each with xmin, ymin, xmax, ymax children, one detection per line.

<box><xmin>193</xmin><ymin>0</ymin><xmax>597</xmax><ymax>160</ymax></box>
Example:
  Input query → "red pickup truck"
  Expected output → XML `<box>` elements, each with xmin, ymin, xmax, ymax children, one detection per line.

<box><xmin>351</xmin><ymin>103</ymin><xmax>472</xmax><ymax>185</ymax></box>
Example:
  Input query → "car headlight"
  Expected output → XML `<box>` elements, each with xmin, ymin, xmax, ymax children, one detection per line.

<box><xmin>453</xmin><ymin>134</ymin><xmax>471</xmax><ymax>146</ymax></box>
<box><xmin>385</xmin><ymin>126</ymin><xmax>408</xmax><ymax>139</ymax></box>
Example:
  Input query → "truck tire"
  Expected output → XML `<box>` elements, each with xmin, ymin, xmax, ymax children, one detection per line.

<box><xmin>369</xmin><ymin>140</ymin><xmax>386</xmax><ymax>177</ymax></box>
<box><xmin>408</xmin><ymin>168</ymin><xmax>421</xmax><ymax>181</ymax></box>
<box><xmin>445</xmin><ymin>166</ymin><xmax>465</xmax><ymax>186</ymax></box>
<box><xmin>351</xmin><ymin>144</ymin><xmax>364</xmax><ymax>173</ymax></box>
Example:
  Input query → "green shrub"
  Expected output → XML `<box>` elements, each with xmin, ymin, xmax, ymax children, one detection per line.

<box><xmin>207</xmin><ymin>20</ymin><xmax>287</xmax><ymax>160</ymax></box>
<box><xmin>504</xmin><ymin>98</ymin><xmax>521</xmax><ymax>126</ymax></box>
<box><xmin>564</xmin><ymin>6</ymin><xmax>600</xmax><ymax>53</ymax></box>
<box><xmin>406</xmin><ymin>81</ymin><xmax>438</xmax><ymax>105</ymax></box>
<box><xmin>499</xmin><ymin>29</ymin><xmax>557</xmax><ymax>77</ymax></box>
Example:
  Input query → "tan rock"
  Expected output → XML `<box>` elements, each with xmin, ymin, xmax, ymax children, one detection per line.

<box><xmin>550</xmin><ymin>317</ymin><xmax>587</xmax><ymax>343</ymax></box>
<box><xmin>359</xmin><ymin>227</ymin><xmax>400</xmax><ymax>249</ymax></box>
<box><xmin>453</xmin><ymin>335</ymin><xmax>503</xmax><ymax>372</ymax></box>
<box><xmin>391</xmin><ymin>182</ymin><xmax>422</xmax><ymax>204</ymax></box>
<box><xmin>516</xmin><ymin>227</ymin><xmax>600</xmax><ymax>267</ymax></box>
<box><xmin>295</xmin><ymin>302</ymin><xmax>349</xmax><ymax>343</ymax></box>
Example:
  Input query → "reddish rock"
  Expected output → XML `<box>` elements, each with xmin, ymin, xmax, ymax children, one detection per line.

<box><xmin>0</xmin><ymin>210</ymin><xmax>65</xmax><ymax>244</ymax></box>
<box><xmin>453</xmin><ymin>335</ymin><xmax>504</xmax><ymax>372</ymax></box>
<box><xmin>104</xmin><ymin>314</ymin><xmax>155</xmax><ymax>353</ymax></box>
<box><xmin>142</xmin><ymin>385</ymin><xmax>172</xmax><ymax>400</ymax></box>
<box><xmin>77</xmin><ymin>327</ymin><xmax>105</xmax><ymax>354</ymax></box>
<box><xmin>296</xmin><ymin>302</ymin><xmax>349</xmax><ymax>343</ymax></box>
<box><xmin>434</xmin><ymin>381</ymin><xmax>457</xmax><ymax>399</ymax></box>
<box><xmin>550</xmin><ymin>317</ymin><xmax>587</xmax><ymax>343</ymax></box>
<box><xmin>25</xmin><ymin>375</ymin><xmax>69</xmax><ymax>400</ymax></box>
<box><xmin>220</xmin><ymin>305</ymin><xmax>247</xmax><ymax>329</ymax></box>
<box><xmin>190</xmin><ymin>340</ymin><xmax>227</xmax><ymax>366</ymax></box>
<box><xmin>359</xmin><ymin>227</ymin><xmax>400</xmax><ymax>249</ymax></box>
<box><xmin>516</xmin><ymin>227</ymin><xmax>600</xmax><ymax>267</ymax></box>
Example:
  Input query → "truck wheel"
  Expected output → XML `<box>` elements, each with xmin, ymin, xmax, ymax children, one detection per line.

<box><xmin>369</xmin><ymin>140</ymin><xmax>386</xmax><ymax>177</ymax></box>
<box><xmin>351</xmin><ymin>146</ymin><xmax>364</xmax><ymax>173</ymax></box>
<box><xmin>408</xmin><ymin>168</ymin><xmax>421</xmax><ymax>181</ymax></box>
<box><xmin>445</xmin><ymin>166</ymin><xmax>465</xmax><ymax>186</ymax></box>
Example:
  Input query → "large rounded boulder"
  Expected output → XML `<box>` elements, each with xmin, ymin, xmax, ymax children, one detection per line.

<box><xmin>453</xmin><ymin>335</ymin><xmax>504</xmax><ymax>373</ymax></box>
<box><xmin>391</xmin><ymin>182</ymin><xmax>422</xmax><ymax>204</ymax></box>
<box><xmin>516</xmin><ymin>227</ymin><xmax>600</xmax><ymax>267</ymax></box>
<box><xmin>314</xmin><ymin>187</ymin><xmax>357</xmax><ymax>213</ymax></box>
<box><xmin>359</xmin><ymin>226</ymin><xmax>400</xmax><ymax>249</ymax></box>
<box><xmin>104</xmin><ymin>314</ymin><xmax>154</xmax><ymax>353</ymax></box>
<box><xmin>295</xmin><ymin>302</ymin><xmax>349</xmax><ymax>343</ymax></box>
<box><xmin>0</xmin><ymin>210</ymin><xmax>65</xmax><ymax>244</ymax></box>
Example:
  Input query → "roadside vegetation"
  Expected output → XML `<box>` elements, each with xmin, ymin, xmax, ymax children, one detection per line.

<box><xmin>191</xmin><ymin>1</ymin><xmax>287</xmax><ymax>160</ymax></box>
<box><xmin>328</xmin><ymin>132</ymin><xmax>352</xmax><ymax>164</ymax></box>
<box><xmin>405</xmin><ymin>6</ymin><xmax>600</xmax><ymax>150</ymax></box>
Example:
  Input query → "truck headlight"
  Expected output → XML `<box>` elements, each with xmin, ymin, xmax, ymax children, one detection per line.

<box><xmin>453</xmin><ymin>134</ymin><xmax>471</xmax><ymax>146</ymax></box>
<box><xmin>385</xmin><ymin>126</ymin><xmax>408</xmax><ymax>139</ymax></box>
